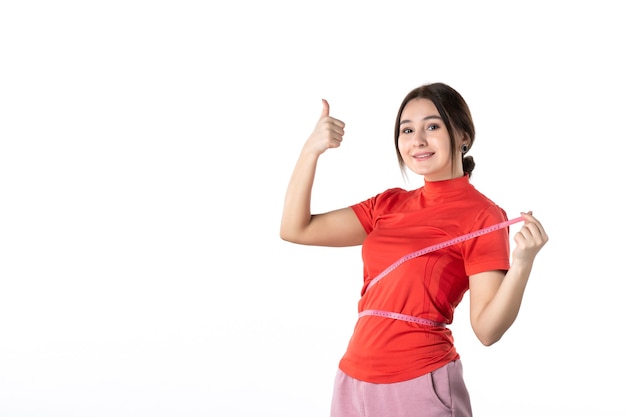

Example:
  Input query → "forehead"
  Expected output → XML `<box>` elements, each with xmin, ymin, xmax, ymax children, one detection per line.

<box><xmin>401</xmin><ymin>98</ymin><xmax>439</xmax><ymax>119</ymax></box>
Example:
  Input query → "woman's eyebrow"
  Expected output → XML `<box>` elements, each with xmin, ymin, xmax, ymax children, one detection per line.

<box><xmin>399</xmin><ymin>115</ymin><xmax>442</xmax><ymax>125</ymax></box>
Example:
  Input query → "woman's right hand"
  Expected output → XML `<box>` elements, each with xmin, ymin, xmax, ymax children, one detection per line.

<box><xmin>280</xmin><ymin>99</ymin><xmax>365</xmax><ymax>247</ymax></box>
<box><xmin>302</xmin><ymin>99</ymin><xmax>346</xmax><ymax>156</ymax></box>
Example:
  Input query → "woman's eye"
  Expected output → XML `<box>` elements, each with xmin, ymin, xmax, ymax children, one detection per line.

<box><xmin>402</xmin><ymin>128</ymin><xmax>413</xmax><ymax>134</ymax></box>
<box><xmin>426</xmin><ymin>124</ymin><xmax>439</xmax><ymax>131</ymax></box>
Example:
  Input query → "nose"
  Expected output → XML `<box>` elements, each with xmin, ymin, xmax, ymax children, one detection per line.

<box><xmin>412</xmin><ymin>131</ymin><xmax>427</xmax><ymax>147</ymax></box>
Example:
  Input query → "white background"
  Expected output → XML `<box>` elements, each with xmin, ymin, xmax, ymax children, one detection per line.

<box><xmin>1</xmin><ymin>1</ymin><xmax>624</xmax><ymax>416</ymax></box>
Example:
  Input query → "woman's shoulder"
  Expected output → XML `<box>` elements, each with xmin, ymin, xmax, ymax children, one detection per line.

<box><xmin>352</xmin><ymin>186</ymin><xmax>415</xmax><ymax>214</ymax></box>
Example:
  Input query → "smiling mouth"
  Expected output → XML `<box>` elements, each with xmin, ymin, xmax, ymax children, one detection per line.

<box><xmin>413</xmin><ymin>153</ymin><xmax>434</xmax><ymax>159</ymax></box>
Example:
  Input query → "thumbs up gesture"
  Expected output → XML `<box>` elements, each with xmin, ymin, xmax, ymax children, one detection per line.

<box><xmin>303</xmin><ymin>99</ymin><xmax>346</xmax><ymax>156</ymax></box>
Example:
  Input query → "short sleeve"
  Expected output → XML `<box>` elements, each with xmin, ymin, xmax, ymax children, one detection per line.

<box><xmin>462</xmin><ymin>205</ymin><xmax>511</xmax><ymax>276</ymax></box>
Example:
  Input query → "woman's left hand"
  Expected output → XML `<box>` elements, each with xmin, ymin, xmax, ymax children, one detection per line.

<box><xmin>511</xmin><ymin>211</ymin><xmax>549</xmax><ymax>264</ymax></box>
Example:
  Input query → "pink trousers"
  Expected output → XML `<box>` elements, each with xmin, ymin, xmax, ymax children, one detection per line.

<box><xmin>330</xmin><ymin>360</ymin><xmax>472</xmax><ymax>417</ymax></box>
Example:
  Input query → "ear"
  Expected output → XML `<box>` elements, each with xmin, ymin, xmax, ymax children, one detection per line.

<box><xmin>455</xmin><ymin>130</ymin><xmax>469</xmax><ymax>146</ymax></box>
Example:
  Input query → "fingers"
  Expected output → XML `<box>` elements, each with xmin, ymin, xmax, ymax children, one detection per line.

<box><xmin>320</xmin><ymin>98</ymin><xmax>330</xmax><ymax>119</ymax></box>
<box><xmin>303</xmin><ymin>99</ymin><xmax>346</xmax><ymax>155</ymax></box>
<box><xmin>520</xmin><ymin>211</ymin><xmax>549</xmax><ymax>241</ymax></box>
<box><xmin>512</xmin><ymin>211</ymin><xmax>549</xmax><ymax>263</ymax></box>
<box><xmin>319</xmin><ymin>99</ymin><xmax>344</xmax><ymax>127</ymax></box>
<box><xmin>317</xmin><ymin>98</ymin><xmax>345</xmax><ymax>143</ymax></box>
<box><xmin>323</xmin><ymin>122</ymin><xmax>345</xmax><ymax>149</ymax></box>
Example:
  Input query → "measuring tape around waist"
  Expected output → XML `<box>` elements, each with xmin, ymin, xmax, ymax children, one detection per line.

<box><xmin>358</xmin><ymin>309</ymin><xmax>448</xmax><ymax>328</ymax></box>
<box><xmin>362</xmin><ymin>215</ymin><xmax>525</xmax><ymax>295</ymax></box>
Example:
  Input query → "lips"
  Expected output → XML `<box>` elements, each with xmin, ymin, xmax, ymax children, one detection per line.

<box><xmin>413</xmin><ymin>152</ymin><xmax>434</xmax><ymax>159</ymax></box>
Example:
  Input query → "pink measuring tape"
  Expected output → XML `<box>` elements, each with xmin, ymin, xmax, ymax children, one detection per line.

<box><xmin>359</xmin><ymin>215</ymin><xmax>526</xmax><ymax>328</ymax></box>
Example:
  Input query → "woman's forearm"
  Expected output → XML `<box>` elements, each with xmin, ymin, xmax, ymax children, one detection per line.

<box><xmin>279</xmin><ymin>149</ymin><xmax>319</xmax><ymax>242</ymax></box>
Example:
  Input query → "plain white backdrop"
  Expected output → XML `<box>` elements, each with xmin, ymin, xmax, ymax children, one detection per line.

<box><xmin>1</xmin><ymin>1</ymin><xmax>624</xmax><ymax>416</ymax></box>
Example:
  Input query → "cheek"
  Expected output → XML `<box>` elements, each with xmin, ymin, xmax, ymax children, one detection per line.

<box><xmin>397</xmin><ymin>137</ymin><xmax>410</xmax><ymax>154</ymax></box>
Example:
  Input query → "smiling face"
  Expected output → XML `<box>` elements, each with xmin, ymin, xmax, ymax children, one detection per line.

<box><xmin>397</xmin><ymin>98</ymin><xmax>466</xmax><ymax>182</ymax></box>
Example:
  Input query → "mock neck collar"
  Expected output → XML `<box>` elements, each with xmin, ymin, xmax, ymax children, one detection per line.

<box><xmin>423</xmin><ymin>174</ymin><xmax>471</xmax><ymax>195</ymax></box>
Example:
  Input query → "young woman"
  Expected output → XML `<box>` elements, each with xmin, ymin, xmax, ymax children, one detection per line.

<box><xmin>280</xmin><ymin>82</ymin><xmax>548</xmax><ymax>417</ymax></box>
